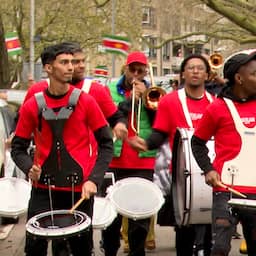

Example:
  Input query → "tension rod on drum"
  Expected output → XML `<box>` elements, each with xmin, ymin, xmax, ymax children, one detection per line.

<box><xmin>47</xmin><ymin>176</ymin><xmax>55</xmax><ymax>227</ymax></box>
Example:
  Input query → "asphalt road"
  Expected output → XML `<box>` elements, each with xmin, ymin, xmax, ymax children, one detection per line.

<box><xmin>0</xmin><ymin>214</ymin><xmax>245</xmax><ymax>256</ymax></box>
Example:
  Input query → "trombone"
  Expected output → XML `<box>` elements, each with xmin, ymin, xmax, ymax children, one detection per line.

<box><xmin>130</xmin><ymin>63</ymin><xmax>166</xmax><ymax>134</ymax></box>
<box><xmin>131</xmin><ymin>79</ymin><xmax>142</xmax><ymax>135</ymax></box>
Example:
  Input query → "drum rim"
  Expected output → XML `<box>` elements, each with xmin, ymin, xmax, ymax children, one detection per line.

<box><xmin>92</xmin><ymin>197</ymin><xmax>117</xmax><ymax>229</ymax></box>
<box><xmin>0</xmin><ymin>177</ymin><xmax>31</xmax><ymax>217</ymax></box>
<box><xmin>26</xmin><ymin>209</ymin><xmax>91</xmax><ymax>238</ymax></box>
<box><xmin>108</xmin><ymin>177</ymin><xmax>164</xmax><ymax>219</ymax></box>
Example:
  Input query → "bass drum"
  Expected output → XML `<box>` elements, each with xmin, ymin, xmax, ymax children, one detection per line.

<box><xmin>172</xmin><ymin>128</ymin><xmax>215</xmax><ymax>226</ymax></box>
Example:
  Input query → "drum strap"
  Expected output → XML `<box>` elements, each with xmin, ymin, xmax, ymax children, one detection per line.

<box><xmin>34</xmin><ymin>89</ymin><xmax>84</xmax><ymax>187</ymax></box>
<box><xmin>178</xmin><ymin>88</ymin><xmax>213</xmax><ymax>128</ymax></box>
<box><xmin>81</xmin><ymin>78</ymin><xmax>93</xmax><ymax>93</ymax></box>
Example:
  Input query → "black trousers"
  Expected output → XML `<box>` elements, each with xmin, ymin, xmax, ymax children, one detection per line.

<box><xmin>25</xmin><ymin>187</ymin><xmax>94</xmax><ymax>256</ymax></box>
<box><xmin>102</xmin><ymin>168</ymin><xmax>153</xmax><ymax>256</ymax></box>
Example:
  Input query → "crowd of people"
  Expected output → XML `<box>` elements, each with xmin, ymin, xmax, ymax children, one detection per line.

<box><xmin>6</xmin><ymin>41</ymin><xmax>256</xmax><ymax>256</ymax></box>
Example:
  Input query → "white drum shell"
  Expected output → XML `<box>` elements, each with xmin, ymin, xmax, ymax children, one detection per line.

<box><xmin>108</xmin><ymin>177</ymin><xmax>164</xmax><ymax>220</ymax></box>
<box><xmin>92</xmin><ymin>197</ymin><xmax>117</xmax><ymax>229</ymax></box>
<box><xmin>0</xmin><ymin>177</ymin><xmax>31</xmax><ymax>217</ymax></box>
<box><xmin>172</xmin><ymin>128</ymin><xmax>214</xmax><ymax>226</ymax></box>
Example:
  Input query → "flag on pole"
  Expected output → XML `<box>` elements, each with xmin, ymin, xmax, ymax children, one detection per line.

<box><xmin>94</xmin><ymin>65</ymin><xmax>109</xmax><ymax>78</ymax></box>
<box><xmin>5</xmin><ymin>32</ymin><xmax>22</xmax><ymax>56</ymax></box>
<box><xmin>102</xmin><ymin>34</ymin><xmax>130</xmax><ymax>56</ymax></box>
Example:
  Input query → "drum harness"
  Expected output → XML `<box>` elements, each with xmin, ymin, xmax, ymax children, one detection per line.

<box><xmin>34</xmin><ymin>88</ymin><xmax>83</xmax><ymax>222</ymax></box>
<box><xmin>222</xmin><ymin>98</ymin><xmax>256</xmax><ymax>190</ymax></box>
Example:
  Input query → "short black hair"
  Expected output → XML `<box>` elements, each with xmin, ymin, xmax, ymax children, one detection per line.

<box><xmin>61</xmin><ymin>41</ymin><xmax>83</xmax><ymax>54</ymax></box>
<box><xmin>41</xmin><ymin>42</ymin><xmax>74</xmax><ymax>66</ymax></box>
<box><xmin>180</xmin><ymin>54</ymin><xmax>211</xmax><ymax>75</ymax></box>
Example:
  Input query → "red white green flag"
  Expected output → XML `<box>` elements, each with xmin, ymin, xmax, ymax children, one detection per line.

<box><xmin>94</xmin><ymin>65</ymin><xmax>109</xmax><ymax>78</ymax></box>
<box><xmin>5</xmin><ymin>32</ymin><xmax>22</xmax><ymax>56</ymax></box>
<box><xmin>102</xmin><ymin>34</ymin><xmax>130</xmax><ymax>56</ymax></box>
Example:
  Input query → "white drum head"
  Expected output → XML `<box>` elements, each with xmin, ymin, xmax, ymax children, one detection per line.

<box><xmin>0</xmin><ymin>177</ymin><xmax>31</xmax><ymax>217</ymax></box>
<box><xmin>92</xmin><ymin>197</ymin><xmax>117</xmax><ymax>229</ymax></box>
<box><xmin>108</xmin><ymin>177</ymin><xmax>164</xmax><ymax>220</ymax></box>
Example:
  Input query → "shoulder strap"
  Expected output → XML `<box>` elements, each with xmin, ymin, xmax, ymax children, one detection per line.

<box><xmin>81</xmin><ymin>79</ymin><xmax>93</xmax><ymax>93</ymax></box>
<box><xmin>68</xmin><ymin>88</ymin><xmax>82</xmax><ymax>107</ymax></box>
<box><xmin>178</xmin><ymin>88</ymin><xmax>193</xmax><ymax>128</ymax></box>
<box><xmin>34</xmin><ymin>92</ymin><xmax>46</xmax><ymax>113</ymax></box>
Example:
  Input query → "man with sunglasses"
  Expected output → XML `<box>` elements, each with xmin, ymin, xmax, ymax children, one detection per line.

<box><xmin>101</xmin><ymin>51</ymin><xmax>157</xmax><ymax>256</ymax></box>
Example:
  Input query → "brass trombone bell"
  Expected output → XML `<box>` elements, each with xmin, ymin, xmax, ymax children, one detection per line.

<box><xmin>209</xmin><ymin>53</ymin><xmax>223</xmax><ymax>69</ymax></box>
<box><xmin>143</xmin><ymin>87</ymin><xmax>166</xmax><ymax>110</ymax></box>
<box><xmin>142</xmin><ymin>63</ymin><xmax>166</xmax><ymax>111</ymax></box>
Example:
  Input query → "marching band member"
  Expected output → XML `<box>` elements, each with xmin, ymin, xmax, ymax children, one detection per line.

<box><xmin>101</xmin><ymin>51</ymin><xmax>157</xmax><ymax>256</ymax></box>
<box><xmin>128</xmin><ymin>54</ymin><xmax>213</xmax><ymax>256</ymax></box>
<box><xmin>192</xmin><ymin>51</ymin><xmax>256</xmax><ymax>255</ymax></box>
<box><xmin>11</xmin><ymin>43</ymin><xmax>113</xmax><ymax>256</ymax></box>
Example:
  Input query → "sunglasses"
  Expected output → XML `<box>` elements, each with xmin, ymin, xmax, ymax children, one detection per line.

<box><xmin>128</xmin><ymin>66</ymin><xmax>145</xmax><ymax>75</ymax></box>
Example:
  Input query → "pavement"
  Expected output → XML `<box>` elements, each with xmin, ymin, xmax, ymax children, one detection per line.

<box><xmin>0</xmin><ymin>214</ymin><xmax>246</xmax><ymax>256</ymax></box>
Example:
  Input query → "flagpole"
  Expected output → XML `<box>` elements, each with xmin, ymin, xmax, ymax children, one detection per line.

<box><xmin>29</xmin><ymin>0</ymin><xmax>35</xmax><ymax>80</ymax></box>
<box><xmin>111</xmin><ymin>0</ymin><xmax>116</xmax><ymax>77</ymax></box>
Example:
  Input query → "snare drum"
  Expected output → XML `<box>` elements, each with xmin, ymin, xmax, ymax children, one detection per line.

<box><xmin>172</xmin><ymin>128</ymin><xmax>215</xmax><ymax>226</ymax></box>
<box><xmin>0</xmin><ymin>177</ymin><xmax>31</xmax><ymax>217</ymax></box>
<box><xmin>92</xmin><ymin>197</ymin><xmax>117</xmax><ymax>229</ymax></box>
<box><xmin>26</xmin><ymin>209</ymin><xmax>91</xmax><ymax>239</ymax></box>
<box><xmin>108</xmin><ymin>177</ymin><xmax>164</xmax><ymax>220</ymax></box>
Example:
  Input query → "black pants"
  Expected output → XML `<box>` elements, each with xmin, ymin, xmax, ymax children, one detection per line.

<box><xmin>175</xmin><ymin>224</ymin><xmax>212</xmax><ymax>256</ymax></box>
<box><xmin>25</xmin><ymin>187</ymin><xmax>94</xmax><ymax>256</ymax></box>
<box><xmin>102</xmin><ymin>168</ymin><xmax>153</xmax><ymax>256</ymax></box>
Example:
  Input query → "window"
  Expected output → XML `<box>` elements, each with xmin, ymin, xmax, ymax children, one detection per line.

<box><xmin>148</xmin><ymin>37</ymin><xmax>157</xmax><ymax>58</ymax></box>
<box><xmin>162</xmin><ymin>42</ymin><xmax>170</xmax><ymax>61</ymax></box>
<box><xmin>142</xmin><ymin>7</ymin><xmax>151</xmax><ymax>24</ymax></box>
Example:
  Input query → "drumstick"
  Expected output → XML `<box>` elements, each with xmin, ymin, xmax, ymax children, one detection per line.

<box><xmin>69</xmin><ymin>196</ymin><xmax>87</xmax><ymax>213</ymax></box>
<box><xmin>217</xmin><ymin>182</ymin><xmax>247</xmax><ymax>198</ymax></box>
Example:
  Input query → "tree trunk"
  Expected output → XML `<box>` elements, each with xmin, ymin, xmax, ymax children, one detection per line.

<box><xmin>0</xmin><ymin>13</ymin><xmax>10</xmax><ymax>89</ymax></box>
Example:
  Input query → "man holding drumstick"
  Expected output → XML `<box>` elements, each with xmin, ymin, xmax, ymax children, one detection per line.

<box><xmin>191</xmin><ymin>51</ymin><xmax>256</xmax><ymax>255</ymax></box>
<box><xmin>128</xmin><ymin>54</ymin><xmax>213</xmax><ymax>255</ymax></box>
<box><xmin>11</xmin><ymin>43</ymin><xmax>113</xmax><ymax>256</ymax></box>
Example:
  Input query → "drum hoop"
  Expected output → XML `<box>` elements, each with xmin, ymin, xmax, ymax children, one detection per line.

<box><xmin>0</xmin><ymin>177</ymin><xmax>31</xmax><ymax>217</ymax></box>
<box><xmin>92</xmin><ymin>197</ymin><xmax>117</xmax><ymax>229</ymax></box>
<box><xmin>108</xmin><ymin>177</ymin><xmax>164</xmax><ymax>219</ymax></box>
<box><xmin>26</xmin><ymin>209</ymin><xmax>91</xmax><ymax>238</ymax></box>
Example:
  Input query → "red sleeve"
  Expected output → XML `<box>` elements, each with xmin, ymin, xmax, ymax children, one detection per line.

<box><xmin>15</xmin><ymin>98</ymin><xmax>38</xmax><ymax>139</ymax></box>
<box><xmin>89</xmin><ymin>82</ymin><xmax>117</xmax><ymax>119</ymax></box>
<box><xmin>23</xmin><ymin>81</ymin><xmax>48</xmax><ymax>104</ymax></box>
<box><xmin>79</xmin><ymin>92</ymin><xmax>108</xmax><ymax>132</ymax></box>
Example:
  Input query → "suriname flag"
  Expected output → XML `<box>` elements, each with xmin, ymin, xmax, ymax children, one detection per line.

<box><xmin>94</xmin><ymin>65</ymin><xmax>109</xmax><ymax>78</ymax></box>
<box><xmin>102</xmin><ymin>34</ymin><xmax>130</xmax><ymax>56</ymax></box>
<box><xmin>5</xmin><ymin>31</ymin><xmax>22</xmax><ymax>56</ymax></box>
